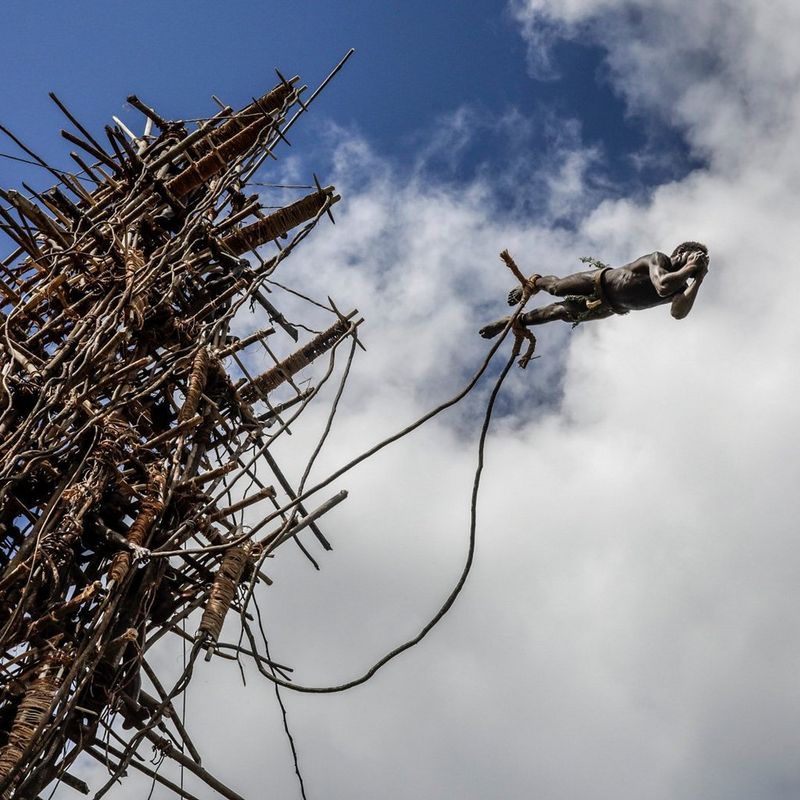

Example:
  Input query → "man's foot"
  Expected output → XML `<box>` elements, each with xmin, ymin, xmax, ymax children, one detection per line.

<box><xmin>507</xmin><ymin>275</ymin><xmax>541</xmax><ymax>306</ymax></box>
<box><xmin>479</xmin><ymin>317</ymin><xmax>510</xmax><ymax>339</ymax></box>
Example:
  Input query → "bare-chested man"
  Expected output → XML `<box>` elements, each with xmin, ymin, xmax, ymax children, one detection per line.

<box><xmin>479</xmin><ymin>241</ymin><xmax>709</xmax><ymax>339</ymax></box>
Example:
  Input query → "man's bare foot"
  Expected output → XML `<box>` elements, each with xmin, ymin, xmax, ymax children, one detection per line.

<box><xmin>507</xmin><ymin>275</ymin><xmax>541</xmax><ymax>306</ymax></box>
<box><xmin>479</xmin><ymin>317</ymin><xmax>510</xmax><ymax>339</ymax></box>
<box><xmin>507</xmin><ymin>285</ymin><xmax>523</xmax><ymax>306</ymax></box>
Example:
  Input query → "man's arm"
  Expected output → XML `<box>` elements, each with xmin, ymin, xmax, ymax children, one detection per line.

<box><xmin>671</xmin><ymin>266</ymin><xmax>707</xmax><ymax>319</ymax></box>
<box><xmin>647</xmin><ymin>251</ymin><xmax>702</xmax><ymax>296</ymax></box>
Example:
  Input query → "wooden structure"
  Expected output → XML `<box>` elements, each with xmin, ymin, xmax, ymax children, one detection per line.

<box><xmin>0</xmin><ymin>52</ymin><xmax>359</xmax><ymax>798</ymax></box>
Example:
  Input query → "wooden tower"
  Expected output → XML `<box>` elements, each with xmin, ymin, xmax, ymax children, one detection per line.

<box><xmin>0</xmin><ymin>52</ymin><xmax>358</xmax><ymax>798</ymax></box>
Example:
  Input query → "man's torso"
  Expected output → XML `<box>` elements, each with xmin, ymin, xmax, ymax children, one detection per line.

<box><xmin>603</xmin><ymin>252</ymin><xmax>684</xmax><ymax>312</ymax></box>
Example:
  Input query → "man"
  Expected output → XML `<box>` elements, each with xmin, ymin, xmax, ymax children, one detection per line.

<box><xmin>479</xmin><ymin>241</ymin><xmax>709</xmax><ymax>339</ymax></box>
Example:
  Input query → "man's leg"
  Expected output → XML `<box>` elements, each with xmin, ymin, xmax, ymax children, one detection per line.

<box><xmin>479</xmin><ymin>301</ymin><xmax>578</xmax><ymax>339</ymax></box>
<box><xmin>508</xmin><ymin>270</ymin><xmax>597</xmax><ymax>306</ymax></box>
<box><xmin>519</xmin><ymin>301</ymin><xmax>577</xmax><ymax>326</ymax></box>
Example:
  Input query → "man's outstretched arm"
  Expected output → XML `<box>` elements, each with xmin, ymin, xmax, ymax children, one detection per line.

<box><xmin>671</xmin><ymin>268</ymin><xmax>707</xmax><ymax>319</ymax></box>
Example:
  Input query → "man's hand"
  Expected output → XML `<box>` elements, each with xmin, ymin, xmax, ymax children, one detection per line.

<box><xmin>687</xmin><ymin>250</ymin><xmax>709</xmax><ymax>278</ymax></box>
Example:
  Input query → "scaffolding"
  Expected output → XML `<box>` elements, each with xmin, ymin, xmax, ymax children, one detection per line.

<box><xmin>0</xmin><ymin>52</ymin><xmax>361</xmax><ymax>798</ymax></box>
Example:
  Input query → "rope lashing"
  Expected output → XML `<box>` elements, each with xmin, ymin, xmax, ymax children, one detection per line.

<box><xmin>241</xmin><ymin>315</ymin><xmax>356</xmax><ymax>402</ymax></box>
<box><xmin>108</xmin><ymin>468</ymin><xmax>166</xmax><ymax>584</ymax></box>
<box><xmin>197</xmin><ymin>543</ymin><xmax>252</xmax><ymax>659</ymax></box>
<box><xmin>221</xmin><ymin>189</ymin><xmax>336</xmax><ymax>256</ymax></box>
<box><xmin>0</xmin><ymin>653</ymin><xmax>63</xmax><ymax>786</ymax></box>
<box><xmin>195</xmin><ymin>80</ymin><xmax>297</xmax><ymax>156</ymax></box>
<box><xmin>166</xmin><ymin>82</ymin><xmax>297</xmax><ymax>199</ymax></box>
<box><xmin>124</xmin><ymin>247</ymin><xmax>147</xmax><ymax>330</ymax></box>
<box><xmin>178</xmin><ymin>348</ymin><xmax>210</xmax><ymax>423</ymax></box>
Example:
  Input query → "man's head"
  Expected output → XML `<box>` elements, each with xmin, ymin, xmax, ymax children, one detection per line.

<box><xmin>672</xmin><ymin>241</ymin><xmax>709</xmax><ymax>268</ymax></box>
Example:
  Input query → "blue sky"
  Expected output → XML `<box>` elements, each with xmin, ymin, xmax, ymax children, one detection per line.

<box><xmin>0</xmin><ymin>1</ymin><xmax>690</xmax><ymax>200</ymax></box>
<box><xmin>5</xmin><ymin>2</ymin><xmax>800</xmax><ymax>799</ymax></box>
